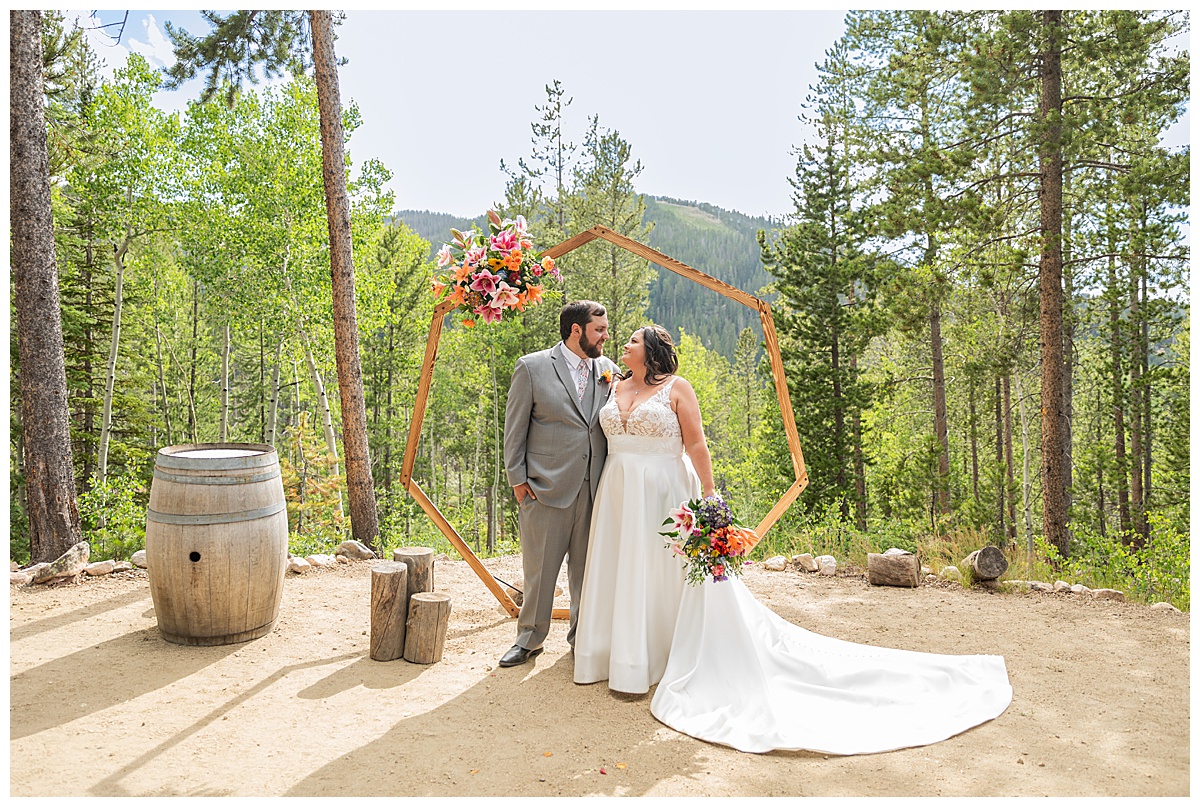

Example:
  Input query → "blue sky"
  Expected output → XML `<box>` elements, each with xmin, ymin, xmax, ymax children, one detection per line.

<box><xmin>75</xmin><ymin>8</ymin><xmax>850</xmax><ymax>219</ymax></box>
<box><xmin>74</xmin><ymin>7</ymin><xmax>1189</xmax><ymax>222</ymax></box>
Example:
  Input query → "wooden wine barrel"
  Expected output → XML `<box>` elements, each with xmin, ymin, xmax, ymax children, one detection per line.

<box><xmin>145</xmin><ymin>443</ymin><xmax>289</xmax><ymax>646</ymax></box>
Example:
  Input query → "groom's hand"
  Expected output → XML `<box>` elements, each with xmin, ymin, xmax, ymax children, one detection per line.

<box><xmin>513</xmin><ymin>483</ymin><xmax>536</xmax><ymax>504</ymax></box>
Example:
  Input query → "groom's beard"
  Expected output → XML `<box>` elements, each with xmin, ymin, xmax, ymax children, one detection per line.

<box><xmin>579</xmin><ymin>333</ymin><xmax>603</xmax><ymax>359</ymax></box>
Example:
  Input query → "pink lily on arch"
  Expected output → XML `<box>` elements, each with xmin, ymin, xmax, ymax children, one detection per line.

<box><xmin>465</xmin><ymin>245</ymin><xmax>486</xmax><ymax>266</ymax></box>
<box><xmin>474</xmin><ymin>303</ymin><xmax>503</xmax><ymax>324</ymax></box>
<box><xmin>436</xmin><ymin>244</ymin><xmax>454</xmax><ymax>267</ymax></box>
<box><xmin>470</xmin><ymin>269</ymin><xmax>499</xmax><ymax>295</ymax></box>
<box><xmin>490</xmin><ymin>229</ymin><xmax>520</xmax><ymax>253</ymax></box>
<box><xmin>491</xmin><ymin>281</ymin><xmax>520</xmax><ymax>309</ymax></box>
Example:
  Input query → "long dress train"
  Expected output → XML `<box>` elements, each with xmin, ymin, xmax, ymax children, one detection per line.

<box><xmin>649</xmin><ymin>576</ymin><xmax>1012</xmax><ymax>754</ymax></box>
<box><xmin>576</xmin><ymin>374</ymin><xmax>1012</xmax><ymax>753</ymax></box>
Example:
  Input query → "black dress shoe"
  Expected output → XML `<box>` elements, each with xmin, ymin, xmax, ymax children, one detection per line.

<box><xmin>499</xmin><ymin>644</ymin><xmax>543</xmax><ymax>667</ymax></box>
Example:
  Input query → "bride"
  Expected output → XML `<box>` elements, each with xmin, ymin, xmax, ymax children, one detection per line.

<box><xmin>573</xmin><ymin>325</ymin><xmax>1013</xmax><ymax>755</ymax></box>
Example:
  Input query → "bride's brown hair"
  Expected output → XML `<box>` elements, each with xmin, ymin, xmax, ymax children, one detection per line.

<box><xmin>622</xmin><ymin>325</ymin><xmax>677</xmax><ymax>385</ymax></box>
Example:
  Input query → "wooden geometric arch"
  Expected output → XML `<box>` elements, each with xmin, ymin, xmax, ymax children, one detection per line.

<box><xmin>400</xmin><ymin>224</ymin><xmax>809</xmax><ymax>620</ymax></box>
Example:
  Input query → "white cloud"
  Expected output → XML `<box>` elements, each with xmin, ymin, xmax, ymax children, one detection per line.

<box><xmin>128</xmin><ymin>14</ymin><xmax>176</xmax><ymax>70</ymax></box>
<box><xmin>71</xmin><ymin>11</ymin><xmax>127</xmax><ymax>81</ymax></box>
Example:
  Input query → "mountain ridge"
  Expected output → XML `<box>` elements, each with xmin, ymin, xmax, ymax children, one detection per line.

<box><xmin>393</xmin><ymin>197</ymin><xmax>781</xmax><ymax>358</ymax></box>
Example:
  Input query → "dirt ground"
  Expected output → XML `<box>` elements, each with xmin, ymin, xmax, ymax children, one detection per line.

<box><xmin>7</xmin><ymin>553</ymin><xmax>1190</xmax><ymax>797</ymax></box>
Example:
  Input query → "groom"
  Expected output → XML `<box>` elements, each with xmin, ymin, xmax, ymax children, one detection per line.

<box><xmin>499</xmin><ymin>300</ymin><xmax>618</xmax><ymax>667</ymax></box>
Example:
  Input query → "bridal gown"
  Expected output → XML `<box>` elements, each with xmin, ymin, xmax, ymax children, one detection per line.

<box><xmin>575</xmin><ymin>376</ymin><xmax>1013</xmax><ymax>754</ymax></box>
<box><xmin>574</xmin><ymin>377</ymin><xmax>699</xmax><ymax>693</ymax></box>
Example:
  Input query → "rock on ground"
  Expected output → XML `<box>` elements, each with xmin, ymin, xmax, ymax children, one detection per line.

<box><xmin>793</xmin><ymin>553</ymin><xmax>818</xmax><ymax>572</ymax></box>
<box><xmin>763</xmin><ymin>556</ymin><xmax>788</xmax><ymax>571</ymax></box>
<box><xmin>816</xmin><ymin>555</ymin><xmax>837</xmax><ymax>576</ymax></box>
<box><xmin>85</xmin><ymin>560</ymin><xmax>116</xmax><ymax>576</ymax></box>
<box><xmin>33</xmin><ymin>542</ymin><xmax>90</xmax><ymax>583</ymax></box>
<box><xmin>288</xmin><ymin>557</ymin><xmax>311</xmax><ymax>574</ymax></box>
<box><xmin>131</xmin><ymin>550</ymin><xmax>148</xmax><ymax>568</ymax></box>
<box><xmin>1092</xmin><ymin>588</ymin><xmax>1126</xmax><ymax>602</ymax></box>
<box><xmin>941</xmin><ymin>565</ymin><xmax>962</xmax><ymax>582</ymax></box>
<box><xmin>335</xmin><ymin>540</ymin><xmax>376</xmax><ymax>560</ymax></box>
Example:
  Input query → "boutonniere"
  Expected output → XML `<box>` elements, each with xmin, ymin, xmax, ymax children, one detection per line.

<box><xmin>600</xmin><ymin>369</ymin><xmax>614</xmax><ymax>385</ymax></box>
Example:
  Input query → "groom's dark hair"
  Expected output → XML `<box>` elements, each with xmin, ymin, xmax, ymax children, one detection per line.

<box><xmin>560</xmin><ymin>300</ymin><xmax>606</xmax><ymax>341</ymax></box>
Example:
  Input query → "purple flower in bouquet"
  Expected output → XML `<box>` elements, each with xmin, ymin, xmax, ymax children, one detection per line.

<box><xmin>695</xmin><ymin>496</ymin><xmax>733</xmax><ymax>530</ymax></box>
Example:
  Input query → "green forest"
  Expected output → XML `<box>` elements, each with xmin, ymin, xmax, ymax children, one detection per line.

<box><xmin>10</xmin><ymin>10</ymin><xmax>1189</xmax><ymax>610</ymax></box>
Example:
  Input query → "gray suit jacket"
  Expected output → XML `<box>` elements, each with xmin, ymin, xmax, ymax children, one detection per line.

<box><xmin>504</xmin><ymin>344</ymin><xmax>619</xmax><ymax>509</ymax></box>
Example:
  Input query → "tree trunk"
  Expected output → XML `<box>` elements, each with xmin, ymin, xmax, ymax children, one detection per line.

<box><xmin>303</xmin><ymin>342</ymin><xmax>346</xmax><ymax>523</ymax></box>
<box><xmin>266</xmin><ymin>338</ymin><xmax>283</xmax><ymax>446</ymax></box>
<box><xmin>1095</xmin><ymin>383</ymin><xmax>1107</xmax><ymax>537</ymax></box>
<box><xmin>851</xmin><ymin>411</ymin><xmax>867</xmax><ymax>531</ymax></box>
<box><xmin>1108</xmin><ymin>253</ymin><xmax>1131</xmax><ymax>534</ymax></box>
<box><xmin>369</xmin><ymin>561</ymin><xmax>408</xmax><ymax>662</ymax></box>
<box><xmin>219</xmin><ymin>321</ymin><xmax>231</xmax><ymax>442</ymax></box>
<box><xmin>189</xmin><ymin>279</ymin><xmax>200</xmax><ymax>441</ymax></box>
<box><xmin>392</xmin><ymin>545</ymin><xmax>435</xmax><ymax>600</ymax></box>
<box><xmin>310</xmin><ymin>9</ymin><xmax>379</xmax><ymax>550</ymax></box>
<box><xmin>1139</xmin><ymin>236</ymin><xmax>1151</xmax><ymax>545</ymax></box>
<box><xmin>1128</xmin><ymin>254</ymin><xmax>1145</xmax><ymax>549</ymax></box>
<box><xmin>930</xmin><ymin>302</ymin><xmax>951</xmax><ymax>515</ymax></box>
<box><xmin>968</xmin><ymin>376</ymin><xmax>980</xmax><ymax>503</ymax></box>
<box><xmin>1037</xmin><ymin>10</ymin><xmax>1069</xmax><ymax>559</ymax></box>
<box><xmin>831</xmin><ymin>308</ymin><xmax>849</xmax><ymax>521</ymax></box>
<box><xmin>403</xmin><ymin>592</ymin><xmax>452</xmax><ymax>665</ymax></box>
<box><xmin>384</xmin><ymin>322</ymin><xmax>394</xmax><ymax>492</ymax></box>
<box><xmin>995</xmin><ymin>375</ymin><xmax>1005</xmax><ymax>540</ymax></box>
<box><xmin>258</xmin><ymin>320</ymin><xmax>266</xmax><ymax>442</ymax></box>
<box><xmin>10</xmin><ymin>9</ymin><xmax>83</xmax><ymax>562</ymax></box>
<box><xmin>80</xmin><ymin>224</ymin><xmax>97</xmax><ymax>486</ymax></box>
<box><xmin>1003</xmin><ymin>375</ymin><xmax>1017</xmax><ymax>544</ymax></box>
<box><xmin>153</xmin><ymin>277</ymin><xmax>173</xmax><ymax>447</ymax></box>
<box><xmin>98</xmin><ymin>232</ymin><xmax>130</xmax><ymax>488</ymax></box>
<box><xmin>1062</xmin><ymin>168</ymin><xmax>1075</xmax><ymax>523</ymax></box>
<box><xmin>1016</xmin><ymin>369</ymin><xmax>1033</xmax><ymax>552</ymax></box>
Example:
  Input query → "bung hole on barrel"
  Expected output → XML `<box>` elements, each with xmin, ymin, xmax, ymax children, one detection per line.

<box><xmin>189</xmin><ymin>552</ymin><xmax>201</xmax><ymax>562</ymax></box>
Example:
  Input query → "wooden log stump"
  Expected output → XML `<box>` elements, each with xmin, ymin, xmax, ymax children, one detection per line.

<box><xmin>393</xmin><ymin>546</ymin><xmax>435</xmax><ymax>601</ymax></box>
<box><xmin>961</xmin><ymin>546</ymin><xmax>1008</xmax><ymax>581</ymax></box>
<box><xmin>370</xmin><ymin>562</ymin><xmax>409</xmax><ymax>661</ymax></box>
<box><xmin>867</xmin><ymin>549</ymin><xmax>920</xmax><ymax>587</ymax></box>
<box><xmin>404</xmin><ymin>591</ymin><xmax>452</xmax><ymax>664</ymax></box>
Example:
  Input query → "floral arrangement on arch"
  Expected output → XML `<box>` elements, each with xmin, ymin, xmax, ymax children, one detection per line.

<box><xmin>661</xmin><ymin>495</ymin><xmax>761</xmax><ymax>585</ymax></box>
<box><xmin>431</xmin><ymin>210</ymin><xmax>560</xmax><ymax>327</ymax></box>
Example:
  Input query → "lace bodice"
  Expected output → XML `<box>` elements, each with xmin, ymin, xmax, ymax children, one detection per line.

<box><xmin>600</xmin><ymin>377</ymin><xmax>681</xmax><ymax>440</ymax></box>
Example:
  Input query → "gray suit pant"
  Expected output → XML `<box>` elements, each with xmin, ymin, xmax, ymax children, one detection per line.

<box><xmin>516</xmin><ymin>480</ymin><xmax>592</xmax><ymax>650</ymax></box>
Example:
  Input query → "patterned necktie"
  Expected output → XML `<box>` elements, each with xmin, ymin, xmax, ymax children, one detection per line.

<box><xmin>576</xmin><ymin>359</ymin><xmax>590</xmax><ymax>403</ymax></box>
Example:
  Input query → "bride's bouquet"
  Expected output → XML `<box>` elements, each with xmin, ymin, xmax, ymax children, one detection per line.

<box><xmin>431</xmin><ymin>210</ymin><xmax>560</xmax><ymax>327</ymax></box>
<box><xmin>661</xmin><ymin>495</ymin><xmax>761</xmax><ymax>585</ymax></box>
